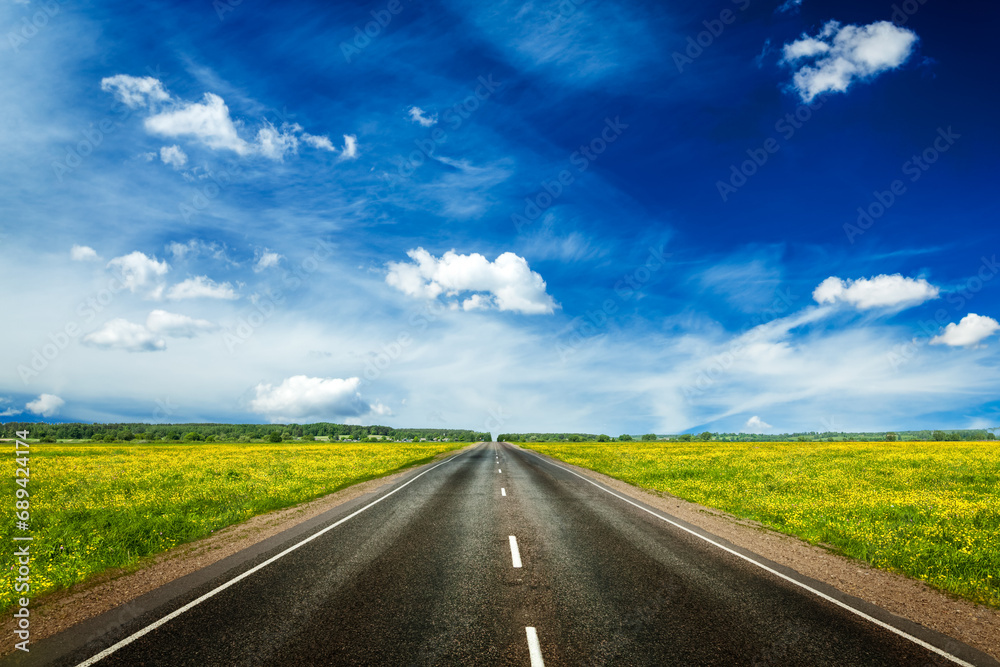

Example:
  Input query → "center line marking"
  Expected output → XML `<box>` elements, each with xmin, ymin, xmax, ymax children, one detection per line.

<box><xmin>501</xmin><ymin>487</ymin><xmax>506</xmax><ymax>496</ymax></box>
<box><xmin>498</xmin><ymin>468</ymin><xmax>501</xmax><ymax>473</ymax></box>
<box><xmin>509</xmin><ymin>535</ymin><xmax>522</xmax><ymax>568</ymax></box>
<box><xmin>525</xmin><ymin>627</ymin><xmax>545</xmax><ymax>666</ymax></box>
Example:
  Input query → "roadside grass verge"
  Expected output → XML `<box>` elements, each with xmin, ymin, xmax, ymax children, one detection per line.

<box><xmin>522</xmin><ymin>440</ymin><xmax>1000</xmax><ymax>608</ymax></box>
<box><xmin>1</xmin><ymin>441</ymin><xmax>463</xmax><ymax>610</ymax></box>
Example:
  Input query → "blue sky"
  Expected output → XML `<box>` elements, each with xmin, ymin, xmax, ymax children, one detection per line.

<box><xmin>2</xmin><ymin>0</ymin><xmax>998</xmax><ymax>435</ymax></box>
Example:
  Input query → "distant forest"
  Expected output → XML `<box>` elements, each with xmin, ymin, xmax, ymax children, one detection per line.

<box><xmin>1</xmin><ymin>422</ymin><xmax>490</xmax><ymax>443</ymax></box>
<box><xmin>498</xmin><ymin>429</ymin><xmax>997</xmax><ymax>442</ymax></box>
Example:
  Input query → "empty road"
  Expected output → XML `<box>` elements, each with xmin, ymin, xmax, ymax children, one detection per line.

<box><xmin>11</xmin><ymin>443</ymin><xmax>997</xmax><ymax>667</ymax></box>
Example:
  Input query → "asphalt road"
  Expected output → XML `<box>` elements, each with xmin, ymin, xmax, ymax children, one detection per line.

<box><xmin>10</xmin><ymin>443</ymin><xmax>998</xmax><ymax>667</ymax></box>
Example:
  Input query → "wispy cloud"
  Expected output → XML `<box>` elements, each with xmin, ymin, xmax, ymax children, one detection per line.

<box><xmin>408</xmin><ymin>106</ymin><xmax>437</xmax><ymax>127</ymax></box>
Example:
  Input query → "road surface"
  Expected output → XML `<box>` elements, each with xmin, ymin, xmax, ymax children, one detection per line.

<box><xmin>11</xmin><ymin>443</ymin><xmax>998</xmax><ymax>666</ymax></box>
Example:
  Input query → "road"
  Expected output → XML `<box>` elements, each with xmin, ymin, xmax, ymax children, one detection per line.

<box><xmin>11</xmin><ymin>443</ymin><xmax>998</xmax><ymax>667</ymax></box>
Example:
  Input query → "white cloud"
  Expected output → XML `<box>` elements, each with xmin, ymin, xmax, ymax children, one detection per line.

<box><xmin>777</xmin><ymin>0</ymin><xmax>802</xmax><ymax>13</ymax></box>
<box><xmin>930</xmin><ymin>314</ymin><xmax>1000</xmax><ymax>348</ymax></box>
<box><xmin>166</xmin><ymin>276</ymin><xmax>238</xmax><ymax>300</ymax></box>
<box><xmin>146</xmin><ymin>310</ymin><xmax>216</xmax><ymax>338</ymax></box>
<box><xmin>166</xmin><ymin>239</ymin><xmax>235</xmax><ymax>265</ymax></box>
<box><xmin>813</xmin><ymin>274</ymin><xmax>938</xmax><ymax>310</ymax></box>
<box><xmin>743</xmin><ymin>415</ymin><xmax>772</xmax><ymax>432</ymax></box>
<box><xmin>302</xmin><ymin>133</ymin><xmax>337</xmax><ymax>152</ymax></box>
<box><xmin>255</xmin><ymin>123</ymin><xmax>299</xmax><ymax>160</ymax></box>
<box><xmin>781</xmin><ymin>21</ymin><xmax>918</xmax><ymax>101</ymax></box>
<box><xmin>339</xmin><ymin>134</ymin><xmax>358</xmax><ymax>160</ymax></box>
<box><xmin>408</xmin><ymin>106</ymin><xmax>437</xmax><ymax>127</ymax></box>
<box><xmin>99</xmin><ymin>74</ymin><xmax>170</xmax><ymax>108</ymax></box>
<box><xmin>102</xmin><ymin>75</ymin><xmax>346</xmax><ymax>161</ymax></box>
<box><xmin>386</xmin><ymin>248</ymin><xmax>558</xmax><ymax>315</ymax></box>
<box><xmin>26</xmin><ymin>393</ymin><xmax>65</xmax><ymax>417</ymax></box>
<box><xmin>253</xmin><ymin>250</ymin><xmax>283</xmax><ymax>272</ymax></box>
<box><xmin>83</xmin><ymin>319</ymin><xmax>166</xmax><ymax>352</ymax></box>
<box><xmin>145</xmin><ymin>93</ymin><xmax>252</xmax><ymax>155</ymax></box>
<box><xmin>107</xmin><ymin>251</ymin><xmax>170</xmax><ymax>295</ymax></box>
<box><xmin>71</xmin><ymin>244</ymin><xmax>99</xmax><ymax>261</ymax></box>
<box><xmin>250</xmin><ymin>376</ymin><xmax>374</xmax><ymax>422</ymax></box>
<box><xmin>160</xmin><ymin>145</ymin><xmax>188</xmax><ymax>169</ymax></box>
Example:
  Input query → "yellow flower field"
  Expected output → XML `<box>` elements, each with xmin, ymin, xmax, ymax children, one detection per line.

<box><xmin>524</xmin><ymin>441</ymin><xmax>1000</xmax><ymax>608</ymax></box>
<box><xmin>1</xmin><ymin>441</ymin><xmax>461</xmax><ymax>611</ymax></box>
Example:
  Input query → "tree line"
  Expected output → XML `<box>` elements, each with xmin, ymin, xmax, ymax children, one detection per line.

<box><xmin>498</xmin><ymin>429</ymin><xmax>996</xmax><ymax>442</ymax></box>
<box><xmin>0</xmin><ymin>422</ymin><xmax>490</xmax><ymax>443</ymax></box>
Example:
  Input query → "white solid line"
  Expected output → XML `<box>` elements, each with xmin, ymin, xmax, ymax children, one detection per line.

<box><xmin>525</xmin><ymin>627</ymin><xmax>545</xmax><ymax>666</ymax></box>
<box><xmin>520</xmin><ymin>450</ymin><xmax>975</xmax><ymax>667</ymax></box>
<box><xmin>73</xmin><ymin>454</ymin><xmax>464</xmax><ymax>667</ymax></box>
<box><xmin>501</xmin><ymin>487</ymin><xmax>506</xmax><ymax>496</ymax></box>
<box><xmin>509</xmin><ymin>535</ymin><xmax>522</xmax><ymax>568</ymax></box>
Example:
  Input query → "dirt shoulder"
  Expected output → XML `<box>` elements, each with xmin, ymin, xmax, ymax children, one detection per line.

<box><xmin>1</xmin><ymin>445</ymin><xmax>475</xmax><ymax>656</ymax></box>
<box><xmin>533</xmin><ymin>451</ymin><xmax>1000</xmax><ymax>661</ymax></box>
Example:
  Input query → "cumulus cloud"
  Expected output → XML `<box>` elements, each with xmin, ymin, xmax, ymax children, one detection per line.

<box><xmin>26</xmin><ymin>393</ymin><xmax>65</xmax><ymax>417</ymax></box>
<box><xmin>146</xmin><ymin>310</ymin><xmax>216</xmax><ymax>338</ymax></box>
<box><xmin>930</xmin><ymin>314</ymin><xmax>1000</xmax><ymax>348</ymax></box>
<box><xmin>386</xmin><ymin>248</ymin><xmax>558</xmax><ymax>314</ymax></box>
<box><xmin>813</xmin><ymin>274</ymin><xmax>938</xmax><ymax>310</ymax></box>
<box><xmin>781</xmin><ymin>21</ymin><xmax>918</xmax><ymax>101</ymax></box>
<box><xmin>101</xmin><ymin>75</ymin><xmax>343</xmax><ymax>161</ymax></box>
<box><xmin>166</xmin><ymin>276</ymin><xmax>238</xmax><ymax>300</ymax></box>
<box><xmin>253</xmin><ymin>250</ymin><xmax>283</xmax><ymax>272</ymax></box>
<box><xmin>250</xmin><ymin>376</ymin><xmax>376</xmax><ymax>422</ymax></box>
<box><xmin>777</xmin><ymin>0</ymin><xmax>803</xmax><ymax>13</ymax></box>
<box><xmin>82</xmin><ymin>309</ymin><xmax>216</xmax><ymax>352</ymax></box>
<box><xmin>145</xmin><ymin>93</ymin><xmax>251</xmax><ymax>155</ymax></box>
<box><xmin>160</xmin><ymin>145</ymin><xmax>188</xmax><ymax>169</ymax></box>
<box><xmin>100</xmin><ymin>74</ymin><xmax>170</xmax><ymax>108</ymax></box>
<box><xmin>408</xmin><ymin>106</ymin><xmax>437</xmax><ymax>127</ymax></box>
<box><xmin>743</xmin><ymin>415</ymin><xmax>772</xmax><ymax>432</ymax></box>
<box><xmin>71</xmin><ymin>244</ymin><xmax>99</xmax><ymax>261</ymax></box>
<box><xmin>83</xmin><ymin>319</ymin><xmax>166</xmax><ymax>352</ymax></box>
<box><xmin>107</xmin><ymin>251</ymin><xmax>170</xmax><ymax>295</ymax></box>
<box><xmin>339</xmin><ymin>134</ymin><xmax>358</xmax><ymax>160</ymax></box>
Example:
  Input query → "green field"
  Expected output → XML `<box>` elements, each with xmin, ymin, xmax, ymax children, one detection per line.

<box><xmin>1</xmin><ymin>440</ymin><xmax>462</xmax><ymax>610</ymax></box>
<box><xmin>523</xmin><ymin>440</ymin><xmax>1000</xmax><ymax>608</ymax></box>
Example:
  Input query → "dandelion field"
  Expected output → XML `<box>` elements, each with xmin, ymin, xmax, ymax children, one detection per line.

<box><xmin>524</xmin><ymin>441</ymin><xmax>1000</xmax><ymax>608</ymax></box>
<box><xmin>1</xmin><ymin>441</ymin><xmax>461</xmax><ymax>611</ymax></box>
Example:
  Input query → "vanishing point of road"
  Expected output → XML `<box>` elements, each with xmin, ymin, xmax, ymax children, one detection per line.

<box><xmin>10</xmin><ymin>443</ymin><xmax>999</xmax><ymax>667</ymax></box>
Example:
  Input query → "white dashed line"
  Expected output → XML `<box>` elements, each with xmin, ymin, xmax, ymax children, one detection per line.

<box><xmin>525</xmin><ymin>627</ymin><xmax>545</xmax><ymax>666</ymax></box>
<box><xmin>501</xmin><ymin>487</ymin><xmax>506</xmax><ymax>496</ymax></box>
<box><xmin>509</xmin><ymin>535</ymin><xmax>522</xmax><ymax>568</ymax></box>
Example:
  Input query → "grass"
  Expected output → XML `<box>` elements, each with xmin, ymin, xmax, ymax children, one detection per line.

<box><xmin>522</xmin><ymin>440</ymin><xmax>1000</xmax><ymax>608</ymax></box>
<box><xmin>1</xmin><ymin>440</ymin><xmax>463</xmax><ymax>611</ymax></box>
